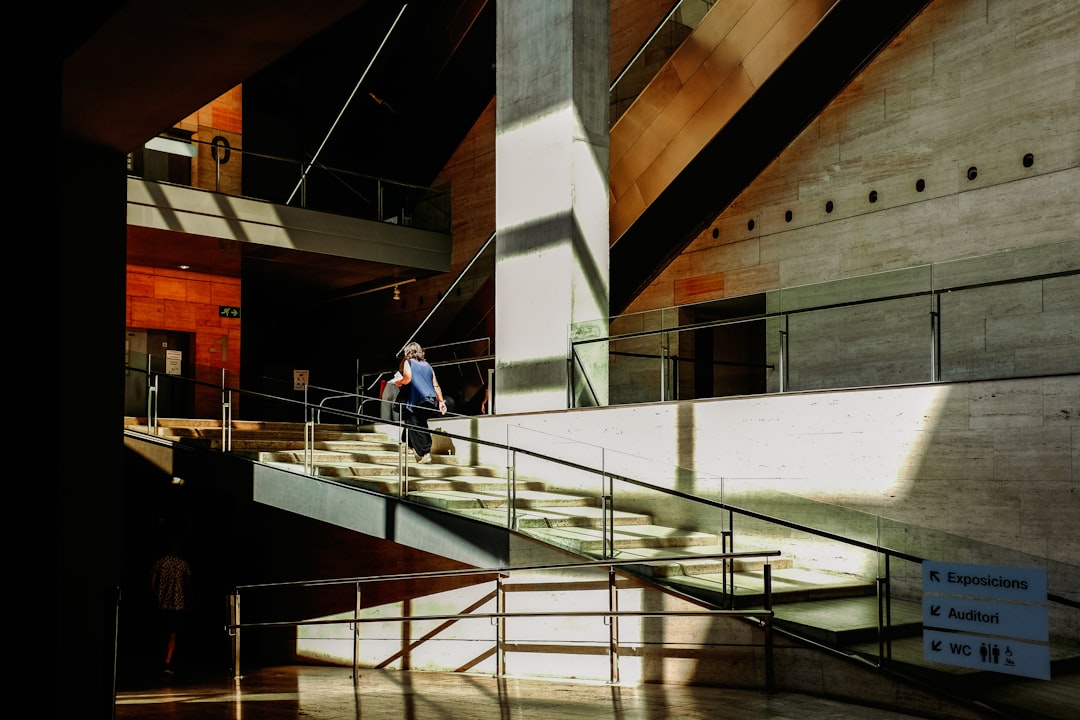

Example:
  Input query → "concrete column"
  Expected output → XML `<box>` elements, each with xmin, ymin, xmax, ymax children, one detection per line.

<box><xmin>59</xmin><ymin>135</ymin><xmax>128</xmax><ymax>719</ymax></box>
<box><xmin>494</xmin><ymin>0</ymin><xmax>610</xmax><ymax>413</ymax></box>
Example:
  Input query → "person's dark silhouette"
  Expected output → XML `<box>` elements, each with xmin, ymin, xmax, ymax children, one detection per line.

<box><xmin>150</xmin><ymin>537</ymin><xmax>193</xmax><ymax>674</ymax></box>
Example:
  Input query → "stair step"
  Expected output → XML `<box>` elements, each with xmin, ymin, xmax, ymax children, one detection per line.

<box><xmin>524</xmin><ymin>525</ymin><xmax>720</xmax><ymax>555</ymax></box>
<box><xmin>409</xmin><ymin>477</ymin><xmax>545</xmax><ymax>492</ymax></box>
<box><xmin>410</xmin><ymin>488</ymin><xmax>600</xmax><ymax>511</ymax></box>
<box><xmin>641</xmin><ymin>556</ymin><xmax>794</xmax><ymax>577</ymax></box>
<box><xmin>641</xmin><ymin>565</ymin><xmax>878</xmax><ymax>611</ymax></box>
<box><xmin>771</xmin><ymin>594</ymin><xmax>923</xmax><ymax>645</ymax></box>
<box><xmin>456</xmin><ymin>505</ymin><xmax>653</xmax><ymax>529</ymax></box>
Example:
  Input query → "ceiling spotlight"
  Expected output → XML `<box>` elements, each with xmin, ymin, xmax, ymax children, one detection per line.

<box><xmin>393</xmin><ymin>285</ymin><xmax>401</xmax><ymax>301</ymax></box>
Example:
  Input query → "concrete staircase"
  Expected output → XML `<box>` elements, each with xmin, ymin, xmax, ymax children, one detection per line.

<box><xmin>124</xmin><ymin>417</ymin><xmax>1079</xmax><ymax>719</ymax></box>
<box><xmin>124</xmin><ymin>418</ymin><xmax>903</xmax><ymax>627</ymax></box>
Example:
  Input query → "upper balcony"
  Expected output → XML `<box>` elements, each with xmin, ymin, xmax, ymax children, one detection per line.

<box><xmin>126</xmin><ymin>134</ymin><xmax>453</xmax><ymax>302</ymax></box>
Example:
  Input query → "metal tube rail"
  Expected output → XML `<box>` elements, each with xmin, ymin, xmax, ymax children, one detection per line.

<box><xmin>230</xmin><ymin>607</ymin><xmax>776</xmax><ymax>630</ymax></box>
<box><xmin>234</xmin><ymin>551</ymin><xmax>781</xmax><ymax>592</ymax></box>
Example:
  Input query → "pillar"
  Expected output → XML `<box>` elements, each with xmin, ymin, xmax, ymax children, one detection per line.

<box><xmin>494</xmin><ymin>0</ymin><xmax>610</xmax><ymax>413</ymax></box>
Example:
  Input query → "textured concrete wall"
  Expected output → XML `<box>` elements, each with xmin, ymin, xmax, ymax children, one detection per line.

<box><xmin>444</xmin><ymin>374</ymin><xmax>1079</xmax><ymax>572</ymax></box>
<box><xmin>610</xmin><ymin>0</ymin><xmax>1080</xmax><ymax>402</ymax></box>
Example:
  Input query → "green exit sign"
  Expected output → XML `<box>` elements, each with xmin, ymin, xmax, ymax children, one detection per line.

<box><xmin>219</xmin><ymin>306</ymin><xmax>241</xmax><ymax>318</ymax></box>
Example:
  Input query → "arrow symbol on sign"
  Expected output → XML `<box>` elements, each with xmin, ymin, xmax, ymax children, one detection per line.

<box><xmin>930</xmin><ymin>605</ymin><xmax>941</xmax><ymax>616</ymax></box>
<box><xmin>929</xmin><ymin>570</ymin><xmax>940</xmax><ymax>582</ymax></box>
<box><xmin>931</xmin><ymin>640</ymin><xmax>942</xmax><ymax>652</ymax></box>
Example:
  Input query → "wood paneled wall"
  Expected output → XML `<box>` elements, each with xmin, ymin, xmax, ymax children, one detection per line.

<box><xmin>126</xmin><ymin>264</ymin><xmax>242</xmax><ymax>416</ymax></box>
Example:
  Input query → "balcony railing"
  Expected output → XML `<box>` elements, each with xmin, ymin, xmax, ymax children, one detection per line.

<box><xmin>130</xmin><ymin>134</ymin><xmax>451</xmax><ymax>234</ymax></box>
<box><xmin>571</xmin><ymin>240</ymin><xmax>1080</xmax><ymax>407</ymax></box>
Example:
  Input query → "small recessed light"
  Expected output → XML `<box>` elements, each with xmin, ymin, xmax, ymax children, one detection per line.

<box><xmin>179</xmin><ymin>265</ymin><xmax>191</xmax><ymax>270</ymax></box>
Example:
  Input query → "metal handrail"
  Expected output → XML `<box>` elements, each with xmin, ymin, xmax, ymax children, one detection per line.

<box><xmin>235</xmin><ymin>551</ymin><xmax>779</xmax><ymax>591</ymax></box>
<box><xmin>122</xmin><ymin>365</ymin><xmax>1080</xmax><ymax>612</ymax></box>
<box><xmin>396</xmin><ymin>230</ymin><xmax>496</xmax><ymax>357</ymax></box>
<box><xmin>227</xmin><ymin>552</ymin><xmax>779</xmax><ymax>686</ymax></box>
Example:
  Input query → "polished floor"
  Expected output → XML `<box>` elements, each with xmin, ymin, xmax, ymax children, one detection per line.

<box><xmin>115</xmin><ymin>664</ymin><xmax>945</xmax><ymax>720</ymax></box>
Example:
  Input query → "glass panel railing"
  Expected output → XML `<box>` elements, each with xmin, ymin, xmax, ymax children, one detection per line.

<box><xmin>130</xmin><ymin>135</ymin><xmax>452</xmax><ymax>234</ymax></box>
<box><xmin>485</xmin><ymin>425</ymin><xmax>1079</xmax><ymax>666</ymax></box>
<box><xmin>571</xmin><ymin>241</ymin><xmax>1080</xmax><ymax>406</ymax></box>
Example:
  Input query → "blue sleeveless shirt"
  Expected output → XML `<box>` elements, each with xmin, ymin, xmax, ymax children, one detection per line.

<box><xmin>403</xmin><ymin>359</ymin><xmax>437</xmax><ymax>409</ymax></box>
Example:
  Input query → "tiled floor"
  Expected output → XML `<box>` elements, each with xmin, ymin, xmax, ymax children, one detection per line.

<box><xmin>115</xmin><ymin>664</ymin><xmax>940</xmax><ymax>719</ymax></box>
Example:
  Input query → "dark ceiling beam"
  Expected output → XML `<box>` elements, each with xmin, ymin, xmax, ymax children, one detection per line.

<box><xmin>61</xmin><ymin>0</ymin><xmax>375</xmax><ymax>153</ymax></box>
<box><xmin>608</xmin><ymin>0</ymin><xmax>933</xmax><ymax>315</ymax></box>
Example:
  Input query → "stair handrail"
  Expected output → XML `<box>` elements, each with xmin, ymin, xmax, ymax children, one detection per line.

<box><xmin>396</xmin><ymin>230</ymin><xmax>496</xmax><ymax>358</ymax></box>
<box><xmin>234</xmin><ymin>552</ymin><xmax>781</xmax><ymax>591</ymax></box>
<box><xmin>227</xmin><ymin>551</ymin><xmax>780</xmax><ymax>685</ymax></box>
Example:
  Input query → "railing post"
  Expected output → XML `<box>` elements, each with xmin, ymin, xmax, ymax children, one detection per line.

<box><xmin>148</xmin><ymin>373</ymin><xmax>159</xmax><ymax>433</ymax></box>
<box><xmin>399</xmin><ymin>425</ymin><xmax>409</xmax><ymax>496</ymax></box>
<box><xmin>763</xmin><ymin>618</ymin><xmax>775</xmax><ymax>694</ymax></box>
<box><xmin>659</xmin><ymin>331</ymin><xmax>669</xmax><ymax>402</ymax></box>
<box><xmin>930</xmin><ymin>293</ymin><xmax>941</xmax><ymax>382</ymax></box>
<box><xmin>221</xmin><ymin>369</ymin><xmax>233</xmax><ymax>451</ymax></box>
<box><xmin>608</xmin><ymin>566</ymin><xmax>620</xmax><ymax>684</ymax></box>
<box><xmin>601</xmin><ymin>452</ymin><xmax>613</xmax><ymax>560</ymax></box>
<box><xmin>507</xmin><ymin>451</ymin><xmax>517</xmax><ymax>529</ymax></box>
<box><xmin>496</xmin><ymin>573</ymin><xmax>506</xmax><ymax>677</ymax></box>
<box><xmin>762</xmin><ymin>564</ymin><xmax>775</xmax><ymax>693</ymax></box>
<box><xmin>721</xmin><ymin>528</ymin><xmax>733</xmax><ymax>607</ymax></box>
<box><xmin>353</xmin><ymin>582</ymin><xmax>362</xmax><ymax>682</ymax></box>
<box><xmin>225</xmin><ymin>390</ymin><xmax>232</xmax><ymax>451</ymax></box>
<box><xmin>601</xmin><ymin>493</ymin><xmax>613</xmax><ymax>560</ymax></box>
<box><xmin>722</xmin><ymin>503</ymin><xmax>735</xmax><ymax>609</ymax></box>
<box><xmin>778</xmin><ymin>326</ymin><xmax>788</xmax><ymax>393</ymax></box>
<box><xmin>877</xmin><ymin>554</ymin><xmax>893</xmax><ymax>667</ymax></box>
<box><xmin>486</xmin><ymin>367</ymin><xmax>495</xmax><ymax>415</ymax></box>
<box><xmin>304</xmin><ymin>407</ymin><xmax>315</xmax><ymax>475</ymax></box>
<box><xmin>228</xmin><ymin>591</ymin><xmax>241</xmax><ymax>679</ymax></box>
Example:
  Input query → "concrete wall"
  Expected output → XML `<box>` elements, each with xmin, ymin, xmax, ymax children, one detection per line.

<box><xmin>443</xmin><ymin>374</ymin><xmax>1079</xmax><ymax>578</ymax></box>
<box><xmin>609</xmin><ymin>0</ymin><xmax>1080</xmax><ymax>402</ymax></box>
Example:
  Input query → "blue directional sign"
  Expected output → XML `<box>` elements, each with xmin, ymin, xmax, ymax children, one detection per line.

<box><xmin>922</xmin><ymin>561</ymin><xmax>1050</xmax><ymax>680</ymax></box>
